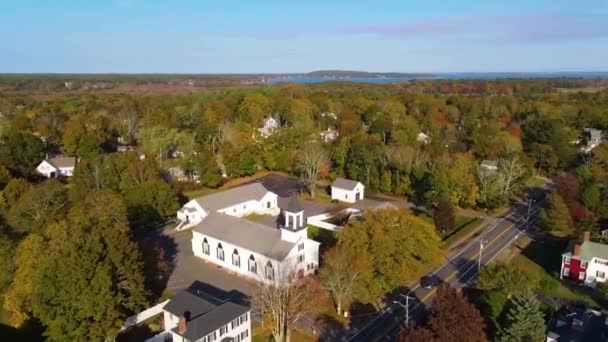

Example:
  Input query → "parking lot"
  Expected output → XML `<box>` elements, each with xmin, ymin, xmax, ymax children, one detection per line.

<box><xmin>240</xmin><ymin>173</ymin><xmax>306</xmax><ymax>197</ymax></box>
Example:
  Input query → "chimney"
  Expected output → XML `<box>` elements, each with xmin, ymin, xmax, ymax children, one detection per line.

<box><xmin>583</xmin><ymin>231</ymin><xmax>590</xmax><ymax>242</ymax></box>
<box><xmin>574</xmin><ymin>244</ymin><xmax>581</xmax><ymax>257</ymax></box>
<box><xmin>178</xmin><ymin>315</ymin><xmax>187</xmax><ymax>335</ymax></box>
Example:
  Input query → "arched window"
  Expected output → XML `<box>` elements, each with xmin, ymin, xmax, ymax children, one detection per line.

<box><xmin>202</xmin><ymin>238</ymin><xmax>210</xmax><ymax>255</ymax></box>
<box><xmin>264</xmin><ymin>261</ymin><xmax>274</xmax><ymax>281</ymax></box>
<box><xmin>248</xmin><ymin>255</ymin><xmax>257</xmax><ymax>274</ymax></box>
<box><xmin>216</xmin><ymin>243</ymin><xmax>224</xmax><ymax>261</ymax></box>
<box><xmin>232</xmin><ymin>249</ymin><xmax>240</xmax><ymax>267</ymax></box>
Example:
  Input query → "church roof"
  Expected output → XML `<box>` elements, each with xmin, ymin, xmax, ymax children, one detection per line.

<box><xmin>193</xmin><ymin>212</ymin><xmax>295</xmax><ymax>261</ymax></box>
<box><xmin>194</xmin><ymin>183</ymin><xmax>271</xmax><ymax>212</ymax></box>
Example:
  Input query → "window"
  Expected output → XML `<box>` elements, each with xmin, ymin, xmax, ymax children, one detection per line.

<box><xmin>597</xmin><ymin>271</ymin><xmax>606</xmax><ymax>279</ymax></box>
<box><xmin>564</xmin><ymin>257</ymin><xmax>571</xmax><ymax>265</ymax></box>
<box><xmin>232</xmin><ymin>249</ymin><xmax>240</xmax><ymax>267</ymax></box>
<box><xmin>579</xmin><ymin>272</ymin><xmax>586</xmax><ymax>281</ymax></box>
<box><xmin>297</xmin><ymin>254</ymin><xmax>304</xmax><ymax>263</ymax></box>
<box><xmin>241</xmin><ymin>330</ymin><xmax>249</xmax><ymax>339</ymax></box>
<box><xmin>207</xmin><ymin>331</ymin><xmax>217</xmax><ymax>342</ymax></box>
<box><xmin>345</xmin><ymin>194</ymin><xmax>348</xmax><ymax>199</ymax></box>
<box><xmin>265</xmin><ymin>261</ymin><xmax>274</xmax><ymax>281</ymax></box>
<box><xmin>563</xmin><ymin>268</ymin><xmax>570</xmax><ymax>277</ymax></box>
<box><xmin>267</xmin><ymin>201</ymin><xmax>271</xmax><ymax>209</ymax></box>
<box><xmin>243</xmin><ymin>204</ymin><xmax>246</xmax><ymax>209</ymax></box>
<box><xmin>220</xmin><ymin>325</ymin><xmax>228</xmax><ymax>336</ymax></box>
<box><xmin>202</xmin><ymin>238</ymin><xmax>210</xmax><ymax>255</ymax></box>
<box><xmin>298</xmin><ymin>243</ymin><xmax>304</xmax><ymax>251</ymax></box>
<box><xmin>233</xmin><ymin>208</ymin><xmax>236</xmax><ymax>213</ymax></box>
<box><xmin>217</xmin><ymin>243</ymin><xmax>224</xmax><ymax>261</ymax></box>
<box><xmin>248</xmin><ymin>255</ymin><xmax>257</xmax><ymax>274</ymax></box>
<box><xmin>581</xmin><ymin>261</ymin><xmax>588</xmax><ymax>268</ymax></box>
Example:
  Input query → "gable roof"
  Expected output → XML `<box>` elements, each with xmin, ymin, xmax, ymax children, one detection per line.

<box><xmin>46</xmin><ymin>157</ymin><xmax>76</xmax><ymax>169</ymax></box>
<box><xmin>193</xmin><ymin>212</ymin><xmax>296</xmax><ymax>261</ymax></box>
<box><xmin>163</xmin><ymin>288</ymin><xmax>249</xmax><ymax>341</ymax></box>
<box><xmin>564</xmin><ymin>240</ymin><xmax>608</xmax><ymax>261</ymax></box>
<box><xmin>194</xmin><ymin>183</ymin><xmax>272</xmax><ymax>212</ymax></box>
<box><xmin>332</xmin><ymin>178</ymin><xmax>362</xmax><ymax>191</ymax></box>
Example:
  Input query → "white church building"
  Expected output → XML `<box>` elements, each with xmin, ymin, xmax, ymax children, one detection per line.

<box><xmin>176</xmin><ymin>183</ymin><xmax>320</xmax><ymax>283</ymax></box>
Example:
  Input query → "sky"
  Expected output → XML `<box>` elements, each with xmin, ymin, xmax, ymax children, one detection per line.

<box><xmin>1</xmin><ymin>0</ymin><xmax>607</xmax><ymax>73</ymax></box>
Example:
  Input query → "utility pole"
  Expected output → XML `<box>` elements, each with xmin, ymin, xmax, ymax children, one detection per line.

<box><xmin>393</xmin><ymin>294</ymin><xmax>415</xmax><ymax>328</ymax></box>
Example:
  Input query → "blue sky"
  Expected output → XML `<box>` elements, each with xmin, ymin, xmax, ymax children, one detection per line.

<box><xmin>1</xmin><ymin>0</ymin><xmax>607</xmax><ymax>73</ymax></box>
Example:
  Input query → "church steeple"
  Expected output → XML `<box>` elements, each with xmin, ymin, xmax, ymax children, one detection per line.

<box><xmin>284</xmin><ymin>196</ymin><xmax>304</xmax><ymax>230</ymax></box>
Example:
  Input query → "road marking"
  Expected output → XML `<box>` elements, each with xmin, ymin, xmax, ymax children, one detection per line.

<box><xmin>419</xmin><ymin>222</ymin><xmax>515</xmax><ymax>303</ymax></box>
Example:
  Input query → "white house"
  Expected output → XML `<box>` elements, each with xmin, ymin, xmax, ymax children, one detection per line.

<box><xmin>36</xmin><ymin>157</ymin><xmax>76</xmax><ymax>178</ymax></box>
<box><xmin>560</xmin><ymin>232</ymin><xmax>608</xmax><ymax>288</ymax></box>
<box><xmin>320</xmin><ymin>128</ymin><xmax>339</xmax><ymax>142</ymax></box>
<box><xmin>331</xmin><ymin>178</ymin><xmax>364</xmax><ymax>203</ymax></box>
<box><xmin>581</xmin><ymin>128</ymin><xmax>603</xmax><ymax>153</ymax></box>
<box><xmin>177</xmin><ymin>184</ymin><xmax>320</xmax><ymax>283</ymax></box>
<box><xmin>258</xmin><ymin>117</ymin><xmax>280</xmax><ymax>137</ymax></box>
<box><xmin>163</xmin><ymin>285</ymin><xmax>251</xmax><ymax>342</ymax></box>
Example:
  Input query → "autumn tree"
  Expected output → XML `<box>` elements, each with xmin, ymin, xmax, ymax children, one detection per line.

<box><xmin>6</xmin><ymin>179</ymin><xmax>68</xmax><ymax>234</ymax></box>
<box><xmin>252</xmin><ymin>267</ymin><xmax>317</xmax><ymax>342</ymax></box>
<box><xmin>295</xmin><ymin>143</ymin><xmax>328</xmax><ymax>199</ymax></box>
<box><xmin>4</xmin><ymin>191</ymin><xmax>148</xmax><ymax>340</ymax></box>
<box><xmin>404</xmin><ymin>284</ymin><xmax>487</xmax><ymax>342</ymax></box>
<box><xmin>499</xmin><ymin>291</ymin><xmax>545</xmax><ymax>342</ymax></box>
<box><xmin>434</xmin><ymin>199</ymin><xmax>455</xmax><ymax>234</ymax></box>
<box><xmin>338</xmin><ymin>209</ymin><xmax>443</xmax><ymax>303</ymax></box>
<box><xmin>319</xmin><ymin>246</ymin><xmax>361</xmax><ymax>316</ymax></box>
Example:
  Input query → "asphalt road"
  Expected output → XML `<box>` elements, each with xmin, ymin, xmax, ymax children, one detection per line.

<box><xmin>347</xmin><ymin>194</ymin><xmax>546</xmax><ymax>342</ymax></box>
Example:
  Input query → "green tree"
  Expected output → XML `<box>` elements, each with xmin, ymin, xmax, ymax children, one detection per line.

<box><xmin>7</xmin><ymin>179</ymin><xmax>67</xmax><ymax>234</ymax></box>
<box><xmin>499</xmin><ymin>291</ymin><xmax>546</xmax><ymax>342</ymax></box>
<box><xmin>0</xmin><ymin>178</ymin><xmax>31</xmax><ymax>211</ymax></box>
<box><xmin>0</xmin><ymin>131</ymin><xmax>44</xmax><ymax>176</ymax></box>
<box><xmin>0</xmin><ymin>232</ymin><xmax>16</xmax><ymax>293</ymax></box>
<box><xmin>338</xmin><ymin>209</ymin><xmax>442</xmax><ymax>303</ymax></box>
<box><xmin>539</xmin><ymin>192</ymin><xmax>573</xmax><ymax>235</ymax></box>
<box><xmin>581</xmin><ymin>184</ymin><xmax>601</xmax><ymax>212</ymax></box>
<box><xmin>475</xmin><ymin>264</ymin><xmax>538</xmax><ymax>298</ymax></box>
<box><xmin>5</xmin><ymin>191</ymin><xmax>148</xmax><ymax>340</ymax></box>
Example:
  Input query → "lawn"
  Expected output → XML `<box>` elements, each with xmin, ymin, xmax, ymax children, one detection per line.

<box><xmin>507</xmin><ymin>235</ymin><xmax>599</xmax><ymax>307</ymax></box>
<box><xmin>442</xmin><ymin>217</ymin><xmax>484</xmax><ymax>251</ymax></box>
<box><xmin>300</xmin><ymin>189</ymin><xmax>333</xmax><ymax>204</ymax></box>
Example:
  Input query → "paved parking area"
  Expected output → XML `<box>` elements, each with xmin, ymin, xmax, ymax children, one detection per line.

<box><xmin>164</xmin><ymin>229</ymin><xmax>255</xmax><ymax>297</ymax></box>
<box><xmin>239</xmin><ymin>173</ymin><xmax>306</xmax><ymax>197</ymax></box>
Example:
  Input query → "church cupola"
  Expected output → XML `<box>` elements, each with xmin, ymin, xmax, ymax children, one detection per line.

<box><xmin>284</xmin><ymin>196</ymin><xmax>304</xmax><ymax>229</ymax></box>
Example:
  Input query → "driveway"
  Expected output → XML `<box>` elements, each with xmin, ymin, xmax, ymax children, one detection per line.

<box><xmin>163</xmin><ymin>228</ymin><xmax>255</xmax><ymax>297</ymax></box>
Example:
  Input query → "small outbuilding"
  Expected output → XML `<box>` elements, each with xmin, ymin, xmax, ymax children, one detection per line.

<box><xmin>331</xmin><ymin>178</ymin><xmax>364</xmax><ymax>203</ymax></box>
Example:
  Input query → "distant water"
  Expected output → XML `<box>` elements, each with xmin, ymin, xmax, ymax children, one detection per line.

<box><xmin>268</xmin><ymin>72</ymin><xmax>608</xmax><ymax>84</ymax></box>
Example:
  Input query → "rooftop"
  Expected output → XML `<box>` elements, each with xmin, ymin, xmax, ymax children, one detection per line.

<box><xmin>331</xmin><ymin>178</ymin><xmax>362</xmax><ymax>191</ymax></box>
<box><xmin>163</xmin><ymin>287</ymin><xmax>249</xmax><ymax>342</ymax></box>
<box><xmin>564</xmin><ymin>240</ymin><xmax>608</xmax><ymax>261</ymax></box>
<box><xmin>47</xmin><ymin>156</ymin><xmax>76</xmax><ymax>168</ymax></box>
<box><xmin>193</xmin><ymin>212</ymin><xmax>296</xmax><ymax>261</ymax></box>
<box><xmin>194</xmin><ymin>183</ymin><xmax>271</xmax><ymax>212</ymax></box>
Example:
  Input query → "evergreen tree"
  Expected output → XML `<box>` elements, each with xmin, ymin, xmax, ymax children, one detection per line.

<box><xmin>499</xmin><ymin>291</ymin><xmax>546</xmax><ymax>342</ymax></box>
<box><xmin>540</xmin><ymin>192</ymin><xmax>573</xmax><ymax>235</ymax></box>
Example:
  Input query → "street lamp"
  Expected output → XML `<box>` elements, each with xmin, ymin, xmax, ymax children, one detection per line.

<box><xmin>393</xmin><ymin>294</ymin><xmax>415</xmax><ymax>328</ymax></box>
<box><xmin>478</xmin><ymin>239</ymin><xmax>488</xmax><ymax>271</ymax></box>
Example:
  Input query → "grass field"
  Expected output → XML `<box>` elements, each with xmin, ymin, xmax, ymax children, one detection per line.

<box><xmin>501</xmin><ymin>235</ymin><xmax>599</xmax><ymax>307</ymax></box>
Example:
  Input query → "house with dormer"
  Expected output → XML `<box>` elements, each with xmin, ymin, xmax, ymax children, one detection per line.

<box><xmin>176</xmin><ymin>184</ymin><xmax>320</xmax><ymax>283</ymax></box>
<box><xmin>560</xmin><ymin>232</ymin><xmax>608</xmax><ymax>288</ymax></box>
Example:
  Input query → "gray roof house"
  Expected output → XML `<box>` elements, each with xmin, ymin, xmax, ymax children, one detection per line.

<box><xmin>162</xmin><ymin>285</ymin><xmax>251</xmax><ymax>342</ymax></box>
<box><xmin>331</xmin><ymin>178</ymin><xmax>365</xmax><ymax>203</ymax></box>
<box><xmin>36</xmin><ymin>157</ymin><xmax>76</xmax><ymax>178</ymax></box>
